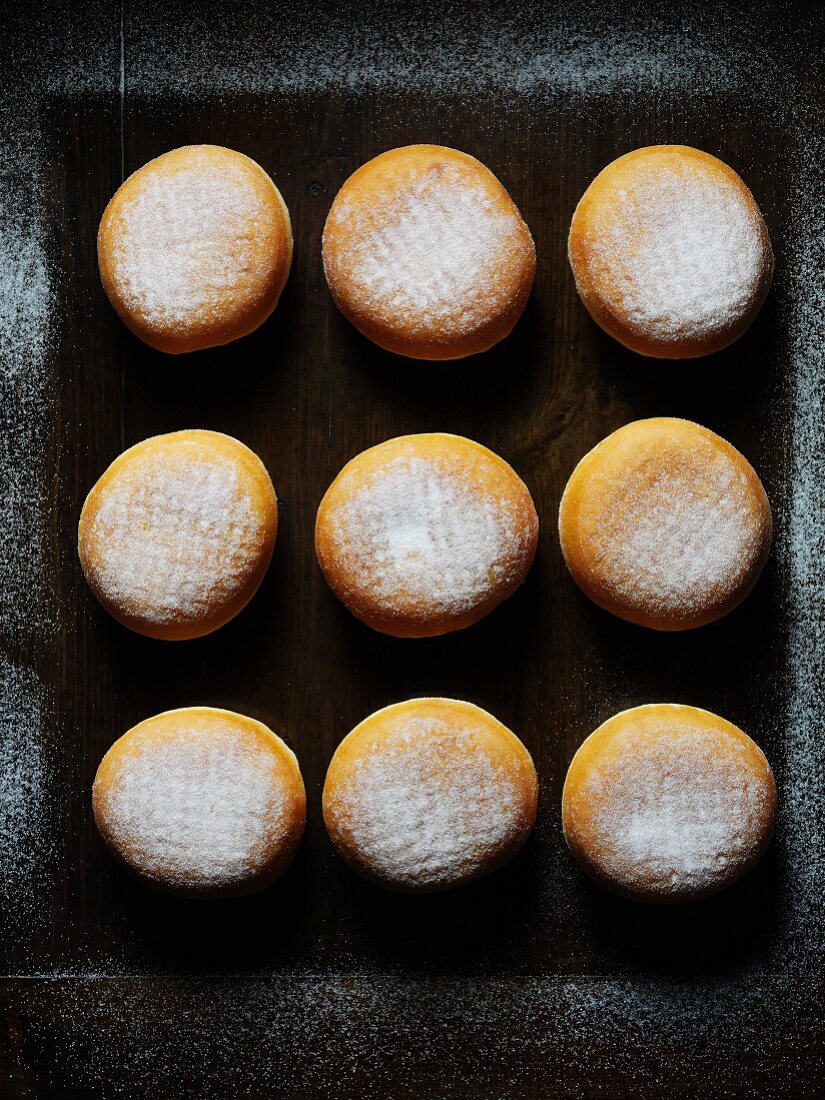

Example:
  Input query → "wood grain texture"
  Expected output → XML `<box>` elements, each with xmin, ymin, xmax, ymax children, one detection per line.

<box><xmin>1</xmin><ymin>0</ymin><xmax>822</xmax><ymax>1096</ymax></box>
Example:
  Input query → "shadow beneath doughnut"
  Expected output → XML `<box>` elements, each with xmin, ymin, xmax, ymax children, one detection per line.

<box><xmin>105</xmin><ymin>839</ymin><xmax>314</xmax><ymax>975</ymax></box>
<box><xmin>323</xmin><ymin>561</ymin><xmax>542</xmax><ymax>713</ymax></box>
<box><xmin>119</xmin><ymin>276</ymin><xmax>297</xmax><ymax>426</ymax></box>
<box><xmin>575</xmin><ymin>549</ymin><xmax>783</xmax><ymax>749</ymax></box>
<box><xmin>579</xmin><ymin>839</ymin><xmax>782</xmax><ymax>976</ymax></box>
<box><xmin>345</xmin><ymin>828</ymin><xmax>543</xmax><ymax>973</ymax></box>
<box><xmin>335</xmin><ymin>291</ymin><xmax>542</xmax><ymax>425</ymax></box>
<box><xmin>96</xmin><ymin>506</ymin><xmax>292</xmax><ymax>734</ymax></box>
<box><xmin>588</xmin><ymin>287</ymin><xmax>781</xmax><ymax>437</ymax></box>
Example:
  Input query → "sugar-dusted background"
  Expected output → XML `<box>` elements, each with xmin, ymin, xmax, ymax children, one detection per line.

<box><xmin>1</xmin><ymin>1</ymin><xmax>822</xmax><ymax>1095</ymax></box>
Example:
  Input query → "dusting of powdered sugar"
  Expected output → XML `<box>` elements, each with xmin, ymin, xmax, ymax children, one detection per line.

<box><xmin>0</xmin><ymin>77</ymin><xmax>58</xmax><ymax>956</ymax></box>
<box><xmin>54</xmin><ymin>3</ymin><xmax>804</xmax><ymax>102</ymax></box>
<box><xmin>326</xmin><ymin>453</ymin><xmax>533</xmax><ymax>619</ymax></box>
<box><xmin>566</xmin><ymin>718</ymin><xmax>775</xmax><ymax>899</ymax></box>
<box><xmin>85</xmin><ymin>449</ymin><xmax>266</xmax><ymax>627</ymax></box>
<box><xmin>581</xmin><ymin>158</ymin><xmax>771</xmax><ymax>346</ymax></box>
<box><xmin>324</xmin><ymin>164</ymin><xmax>533</xmax><ymax>342</ymax></box>
<box><xmin>95</xmin><ymin>723</ymin><xmax>289</xmax><ymax>891</ymax></box>
<box><xmin>108</xmin><ymin>148</ymin><xmax>275</xmax><ymax>331</ymax></box>
<box><xmin>327</xmin><ymin>715</ymin><xmax>531</xmax><ymax>890</ymax></box>
<box><xmin>0</xmin><ymin>115</ymin><xmax>56</xmax><ymax>639</ymax></box>
<box><xmin>14</xmin><ymin>971</ymin><xmax>820</xmax><ymax>1095</ymax></box>
<box><xmin>777</xmin><ymin>130</ymin><xmax>825</xmax><ymax>960</ymax></box>
<box><xmin>0</xmin><ymin>656</ymin><xmax>55</xmax><ymax>938</ymax></box>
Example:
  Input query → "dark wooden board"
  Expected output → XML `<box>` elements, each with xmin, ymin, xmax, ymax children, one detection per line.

<box><xmin>1</xmin><ymin>1</ymin><xmax>822</xmax><ymax>1096</ymax></box>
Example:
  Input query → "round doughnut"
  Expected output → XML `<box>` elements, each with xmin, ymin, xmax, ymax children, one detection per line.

<box><xmin>322</xmin><ymin>144</ymin><xmax>536</xmax><ymax>360</ymax></box>
<box><xmin>92</xmin><ymin>707</ymin><xmax>306</xmax><ymax>898</ymax></box>
<box><xmin>568</xmin><ymin>145</ymin><xmax>773</xmax><ymax>358</ymax></box>
<box><xmin>322</xmin><ymin>698</ymin><xmax>538</xmax><ymax>893</ymax></box>
<box><xmin>78</xmin><ymin>429</ymin><xmax>277</xmax><ymax>640</ymax></box>
<box><xmin>558</xmin><ymin>418</ymin><xmax>772</xmax><ymax>630</ymax></box>
<box><xmin>98</xmin><ymin>145</ymin><xmax>292</xmax><ymax>353</ymax></box>
<box><xmin>315</xmin><ymin>433</ymin><xmax>539</xmax><ymax>637</ymax></box>
<box><xmin>562</xmin><ymin>704</ymin><xmax>777</xmax><ymax>903</ymax></box>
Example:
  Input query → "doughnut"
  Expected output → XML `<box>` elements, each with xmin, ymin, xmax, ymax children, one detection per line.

<box><xmin>78</xmin><ymin>429</ymin><xmax>277</xmax><ymax>640</ymax></box>
<box><xmin>558</xmin><ymin>417</ymin><xmax>772</xmax><ymax>630</ymax></box>
<box><xmin>98</xmin><ymin>145</ymin><xmax>292</xmax><ymax>353</ymax></box>
<box><xmin>562</xmin><ymin>704</ymin><xmax>776</xmax><ymax>902</ymax></box>
<box><xmin>93</xmin><ymin>707</ymin><xmax>306</xmax><ymax>897</ymax></box>
<box><xmin>315</xmin><ymin>433</ymin><xmax>539</xmax><ymax>637</ymax></box>
<box><xmin>322</xmin><ymin>698</ymin><xmax>538</xmax><ymax>893</ymax></box>
<box><xmin>322</xmin><ymin>144</ymin><xmax>536</xmax><ymax>360</ymax></box>
<box><xmin>568</xmin><ymin>145</ymin><xmax>773</xmax><ymax>358</ymax></box>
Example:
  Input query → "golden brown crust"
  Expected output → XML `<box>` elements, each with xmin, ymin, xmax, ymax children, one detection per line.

<box><xmin>322</xmin><ymin>698</ymin><xmax>538</xmax><ymax>892</ymax></box>
<box><xmin>562</xmin><ymin>704</ymin><xmax>777</xmax><ymax>903</ymax></box>
<box><xmin>568</xmin><ymin>145</ymin><xmax>773</xmax><ymax>358</ymax></box>
<box><xmin>322</xmin><ymin>145</ymin><xmax>536</xmax><ymax>360</ymax></box>
<box><xmin>98</xmin><ymin>145</ymin><xmax>292</xmax><ymax>354</ymax></box>
<box><xmin>558</xmin><ymin>418</ymin><xmax>772</xmax><ymax>630</ymax></box>
<box><xmin>78</xmin><ymin>429</ymin><xmax>278</xmax><ymax>640</ymax></box>
<box><xmin>92</xmin><ymin>707</ymin><xmax>306</xmax><ymax>898</ymax></box>
<box><xmin>315</xmin><ymin>433</ymin><xmax>539</xmax><ymax>637</ymax></box>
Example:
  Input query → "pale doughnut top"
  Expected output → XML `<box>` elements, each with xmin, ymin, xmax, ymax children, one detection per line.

<box><xmin>319</xmin><ymin>437</ymin><xmax>536</xmax><ymax>625</ymax></box>
<box><xmin>323</xmin><ymin>146</ymin><xmax>534</xmax><ymax>346</ymax></box>
<box><xmin>80</xmin><ymin>432</ymin><xmax>275</xmax><ymax>632</ymax></box>
<box><xmin>326</xmin><ymin>703</ymin><xmax>534</xmax><ymax>890</ymax></box>
<box><xmin>560</xmin><ymin>419</ymin><xmax>771</xmax><ymax>627</ymax></box>
<box><xmin>95</xmin><ymin>715</ymin><xmax>291</xmax><ymax>891</ymax></box>
<box><xmin>564</xmin><ymin>707</ymin><xmax>775</xmax><ymax>899</ymax></box>
<box><xmin>577</xmin><ymin>147</ymin><xmax>771</xmax><ymax>346</ymax></box>
<box><xmin>105</xmin><ymin>146</ymin><xmax>282</xmax><ymax>332</ymax></box>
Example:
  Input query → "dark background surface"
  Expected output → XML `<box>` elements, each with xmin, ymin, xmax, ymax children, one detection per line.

<box><xmin>0</xmin><ymin>1</ymin><xmax>822</xmax><ymax>1096</ymax></box>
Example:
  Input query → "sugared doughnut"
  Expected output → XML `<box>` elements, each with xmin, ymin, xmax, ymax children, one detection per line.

<box><xmin>558</xmin><ymin>418</ymin><xmax>772</xmax><ymax>630</ymax></box>
<box><xmin>568</xmin><ymin>145</ymin><xmax>773</xmax><ymax>358</ymax></box>
<box><xmin>92</xmin><ymin>707</ymin><xmax>306</xmax><ymax>898</ymax></box>
<box><xmin>78</xmin><ymin>429</ymin><xmax>277</xmax><ymax>640</ymax></box>
<box><xmin>315</xmin><ymin>433</ymin><xmax>539</xmax><ymax>637</ymax></box>
<box><xmin>323</xmin><ymin>698</ymin><xmax>538</xmax><ymax>893</ymax></box>
<box><xmin>322</xmin><ymin>144</ymin><xmax>536</xmax><ymax>360</ymax></box>
<box><xmin>98</xmin><ymin>145</ymin><xmax>292</xmax><ymax>353</ymax></box>
<box><xmin>562</xmin><ymin>704</ymin><xmax>776</xmax><ymax>902</ymax></box>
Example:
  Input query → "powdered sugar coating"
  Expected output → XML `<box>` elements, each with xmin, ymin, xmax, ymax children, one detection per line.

<box><xmin>90</xmin><ymin>457</ymin><xmax>257</xmax><ymax>620</ymax></box>
<box><xmin>333</xmin><ymin>457</ymin><xmax>518</xmax><ymax>611</ymax></box>
<box><xmin>559</xmin><ymin>419</ymin><xmax>771</xmax><ymax>628</ymax></box>
<box><xmin>323</xmin><ymin>147</ymin><xmax>535</xmax><ymax>356</ymax></box>
<box><xmin>79</xmin><ymin>432</ymin><xmax>276</xmax><ymax>637</ymax></box>
<box><xmin>100</xmin><ymin>146</ymin><xmax>290</xmax><ymax>348</ymax></box>
<box><xmin>571</xmin><ymin>147</ymin><xmax>772</xmax><ymax>353</ymax></box>
<box><xmin>563</xmin><ymin>707</ymin><xmax>776</xmax><ymax>900</ymax></box>
<box><xmin>317</xmin><ymin>437</ymin><xmax>538</xmax><ymax>635</ymax></box>
<box><xmin>329</xmin><ymin>179</ymin><xmax>520</xmax><ymax>334</ymax></box>
<box><xmin>598</xmin><ymin>463</ymin><xmax>762</xmax><ymax>616</ymax></box>
<box><xmin>324</xmin><ymin>702</ymin><xmax>537</xmax><ymax>891</ymax></box>
<box><xmin>94</xmin><ymin>715</ymin><xmax>294</xmax><ymax>893</ymax></box>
